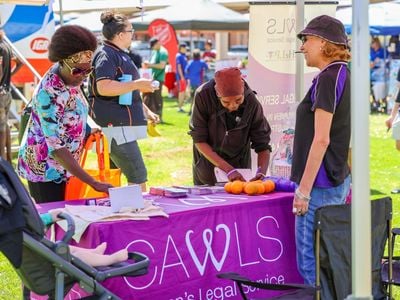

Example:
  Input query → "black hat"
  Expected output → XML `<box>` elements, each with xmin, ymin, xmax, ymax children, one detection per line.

<box><xmin>297</xmin><ymin>15</ymin><xmax>348</xmax><ymax>47</ymax></box>
<box><xmin>149</xmin><ymin>37</ymin><xmax>159</xmax><ymax>48</ymax></box>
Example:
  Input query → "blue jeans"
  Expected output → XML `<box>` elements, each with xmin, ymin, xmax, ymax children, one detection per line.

<box><xmin>295</xmin><ymin>175</ymin><xmax>351</xmax><ymax>285</ymax></box>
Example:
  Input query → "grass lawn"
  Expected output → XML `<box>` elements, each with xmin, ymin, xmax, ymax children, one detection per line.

<box><xmin>0</xmin><ymin>101</ymin><xmax>400</xmax><ymax>298</ymax></box>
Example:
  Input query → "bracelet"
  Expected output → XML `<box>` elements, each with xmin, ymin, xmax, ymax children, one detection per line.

<box><xmin>256</xmin><ymin>172</ymin><xmax>266</xmax><ymax>179</ymax></box>
<box><xmin>295</xmin><ymin>188</ymin><xmax>311</xmax><ymax>202</ymax></box>
<box><xmin>226</xmin><ymin>169</ymin><xmax>237</xmax><ymax>177</ymax></box>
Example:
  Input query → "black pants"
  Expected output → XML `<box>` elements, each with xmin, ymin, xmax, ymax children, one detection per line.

<box><xmin>143</xmin><ymin>82</ymin><xmax>164</xmax><ymax>118</ymax></box>
<box><xmin>28</xmin><ymin>181</ymin><xmax>66</xmax><ymax>203</ymax></box>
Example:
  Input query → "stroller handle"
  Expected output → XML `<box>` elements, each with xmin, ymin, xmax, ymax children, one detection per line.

<box><xmin>57</xmin><ymin>212</ymin><xmax>76</xmax><ymax>244</ymax></box>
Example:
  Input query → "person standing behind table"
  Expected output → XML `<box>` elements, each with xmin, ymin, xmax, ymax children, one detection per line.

<box><xmin>176</xmin><ymin>43</ymin><xmax>188</xmax><ymax>113</ymax></box>
<box><xmin>89</xmin><ymin>11</ymin><xmax>159</xmax><ymax>192</ymax></box>
<box><xmin>142</xmin><ymin>37</ymin><xmax>168</xmax><ymax>122</ymax></box>
<box><xmin>185</xmin><ymin>49</ymin><xmax>208</xmax><ymax>115</ymax></box>
<box><xmin>0</xmin><ymin>22</ymin><xmax>22</xmax><ymax>162</ymax></box>
<box><xmin>290</xmin><ymin>15</ymin><xmax>351</xmax><ymax>285</ymax></box>
<box><xmin>17</xmin><ymin>25</ymin><xmax>113</xmax><ymax>203</ymax></box>
<box><xmin>189</xmin><ymin>67</ymin><xmax>272</xmax><ymax>186</ymax></box>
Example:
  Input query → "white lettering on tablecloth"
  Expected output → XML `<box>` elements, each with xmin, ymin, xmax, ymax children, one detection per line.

<box><xmin>160</xmin><ymin>235</ymin><xmax>190</xmax><ymax>283</ymax></box>
<box><xmin>124</xmin><ymin>215</ymin><xmax>286</xmax><ymax>290</ymax></box>
<box><xmin>185</xmin><ymin>224</ymin><xmax>230</xmax><ymax>275</ymax></box>
<box><xmin>257</xmin><ymin>216</ymin><xmax>283</xmax><ymax>262</ymax></box>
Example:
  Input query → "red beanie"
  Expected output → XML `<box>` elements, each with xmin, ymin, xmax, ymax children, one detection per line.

<box><xmin>214</xmin><ymin>67</ymin><xmax>244</xmax><ymax>97</ymax></box>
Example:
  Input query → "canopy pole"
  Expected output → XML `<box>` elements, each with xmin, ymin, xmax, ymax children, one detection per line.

<box><xmin>345</xmin><ymin>1</ymin><xmax>372</xmax><ymax>299</ymax></box>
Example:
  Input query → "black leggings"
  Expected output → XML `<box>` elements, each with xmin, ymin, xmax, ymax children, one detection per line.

<box><xmin>28</xmin><ymin>181</ymin><xmax>66</xmax><ymax>203</ymax></box>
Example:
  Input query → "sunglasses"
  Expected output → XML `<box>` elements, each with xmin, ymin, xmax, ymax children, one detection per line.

<box><xmin>63</xmin><ymin>60</ymin><xmax>94</xmax><ymax>77</ymax></box>
<box><xmin>301</xmin><ymin>36</ymin><xmax>308</xmax><ymax>45</ymax></box>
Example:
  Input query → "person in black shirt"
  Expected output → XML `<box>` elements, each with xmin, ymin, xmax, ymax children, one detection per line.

<box><xmin>291</xmin><ymin>15</ymin><xmax>351</xmax><ymax>285</ymax></box>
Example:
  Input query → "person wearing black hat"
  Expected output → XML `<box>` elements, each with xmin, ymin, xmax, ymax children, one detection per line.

<box><xmin>290</xmin><ymin>15</ymin><xmax>351</xmax><ymax>285</ymax></box>
<box><xmin>189</xmin><ymin>67</ymin><xmax>272</xmax><ymax>186</ymax></box>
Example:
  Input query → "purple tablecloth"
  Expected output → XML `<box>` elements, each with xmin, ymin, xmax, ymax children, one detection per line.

<box><xmin>35</xmin><ymin>192</ymin><xmax>302</xmax><ymax>299</ymax></box>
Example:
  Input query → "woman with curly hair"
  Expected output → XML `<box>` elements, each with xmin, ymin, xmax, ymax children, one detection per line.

<box><xmin>17</xmin><ymin>25</ymin><xmax>113</xmax><ymax>203</ymax></box>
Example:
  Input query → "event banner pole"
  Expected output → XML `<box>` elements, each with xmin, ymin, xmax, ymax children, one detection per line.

<box><xmin>345</xmin><ymin>1</ymin><xmax>372</xmax><ymax>299</ymax></box>
<box><xmin>247</xmin><ymin>1</ymin><xmax>337</xmax><ymax>178</ymax></box>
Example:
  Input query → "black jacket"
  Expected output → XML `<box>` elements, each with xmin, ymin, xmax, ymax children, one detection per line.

<box><xmin>189</xmin><ymin>79</ymin><xmax>271</xmax><ymax>185</ymax></box>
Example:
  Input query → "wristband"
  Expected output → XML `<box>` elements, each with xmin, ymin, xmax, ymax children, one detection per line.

<box><xmin>295</xmin><ymin>188</ymin><xmax>311</xmax><ymax>202</ymax></box>
<box><xmin>226</xmin><ymin>169</ymin><xmax>237</xmax><ymax>177</ymax></box>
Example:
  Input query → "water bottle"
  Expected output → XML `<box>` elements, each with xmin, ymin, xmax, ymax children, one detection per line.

<box><xmin>118</xmin><ymin>74</ymin><xmax>133</xmax><ymax>105</ymax></box>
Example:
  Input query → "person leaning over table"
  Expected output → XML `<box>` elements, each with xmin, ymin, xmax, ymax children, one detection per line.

<box><xmin>290</xmin><ymin>15</ymin><xmax>351</xmax><ymax>285</ymax></box>
<box><xmin>189</xmin><ymin>67</ymin><xmax>272</xmax><ymax>186</ymax></box>
<box><xmin>88</xmin><ymin>11</ymin><xmax>159</xmax><ymax>192</ymax></box>
<box><xmin>17</xmin><ymin>25</ymin><xmax>113</xmax><ymax>203</ymax></box>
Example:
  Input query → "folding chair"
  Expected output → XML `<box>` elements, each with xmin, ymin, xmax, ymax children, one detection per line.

<box><xmin>0</xmin><ymin>158</ymin><xmax>149</xmax><ymax>300</ymax></box>
<box><xmin>218</xmin><ymin>197</ymin><xmax>392</xmax><ymax>300</ymax></box>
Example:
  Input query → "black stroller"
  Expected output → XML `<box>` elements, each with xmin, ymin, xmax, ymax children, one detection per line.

<box><xmin>0</xmin><ymin>158</ymin><xmax>149</xmax><ymax>300</ymax></box>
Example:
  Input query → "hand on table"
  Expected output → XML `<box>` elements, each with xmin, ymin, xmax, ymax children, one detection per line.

<box><xmin>227</xmin><ymin>170</ymin><xmax>245</xmax><ymax>182</ymax></box>
<box><xmin>90</xmin><ymin>181</ymin><xmax>114</xmax><ymax>194</ymax></box>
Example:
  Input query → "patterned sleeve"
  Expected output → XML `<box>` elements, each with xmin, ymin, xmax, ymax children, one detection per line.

<box><xmin>35</xmin><ymin>82</ymin><xmax>68</xmax><ymax>153</ymax></box>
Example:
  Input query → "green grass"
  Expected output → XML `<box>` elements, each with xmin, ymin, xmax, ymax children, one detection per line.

<box><xmin>1</xmin><ymin>106</ymin><xmax>400</xmax><ymax>298</ymax></box>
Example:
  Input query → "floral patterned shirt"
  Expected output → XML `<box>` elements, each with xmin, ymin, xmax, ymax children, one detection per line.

<box><xmin>17</xmin><ymin>66</ymin><xmax>88</xmax><ymax>183</ymax></box>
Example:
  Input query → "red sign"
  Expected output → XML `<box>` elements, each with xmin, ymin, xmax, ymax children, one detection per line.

<box><xmin>30</xmin><ymin>37</ymin><xmax>49</xmax><ymax>54</ymax></box>
<box><xmin>148</xmin><ymin>19</ymin><xmax>178</xmax><ymax>72</ymax></box>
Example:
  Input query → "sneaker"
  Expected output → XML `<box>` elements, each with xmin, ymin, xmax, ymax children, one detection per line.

<box><xmin>178</xmin><ymin>108</ymin><xmax>185</xmax><ymax>113</ymax></box>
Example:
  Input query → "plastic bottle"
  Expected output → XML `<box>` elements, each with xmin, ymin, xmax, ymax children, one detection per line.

<box><xmin>118</xmin><ymin>74</ymin><xmax>133</xmax><ymax>105</ymax></box>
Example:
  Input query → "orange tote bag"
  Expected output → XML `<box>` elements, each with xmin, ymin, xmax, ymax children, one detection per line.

<box><xmin>65</xmin><ymin>132</ymin><xmax>121</xmax><ymax>200</ymax></box>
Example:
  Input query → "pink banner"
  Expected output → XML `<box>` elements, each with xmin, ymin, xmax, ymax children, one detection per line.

<box><xmin>247</xmin><ymin>4</ymin><xmax>337</xmax><ymax>178</ymax></box>
<box><xmin>35</xmin><ymin>192</ymin><xmax>302</xmax><ymax>300</ymax></box>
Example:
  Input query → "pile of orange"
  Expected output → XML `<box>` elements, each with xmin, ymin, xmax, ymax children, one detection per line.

<box><xmin>224</xmin><ymin>180</ymin><xmax>275</xmax><ymax>196</ymax></box>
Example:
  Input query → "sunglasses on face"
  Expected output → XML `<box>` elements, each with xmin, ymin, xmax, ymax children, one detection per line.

<box><xmin>301</xmin><ymin>36</ymin><xmax>308</xmax><ymax>45</ymax></box>
<box><xmin>63</xmin><ymin>60</ymin><xmax>94</xmax><ymax>77</ymax></box>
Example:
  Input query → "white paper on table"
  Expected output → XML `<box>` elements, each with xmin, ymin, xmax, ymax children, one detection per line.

<box><xmin>214</xmin><ymin>167</ymin><xmax>253</xmax><ymax>182</ymax></box>
<box><xmin>109</xmin><ymin>185</ymin><xmax>144</xmax><ymax>212</ymax></box>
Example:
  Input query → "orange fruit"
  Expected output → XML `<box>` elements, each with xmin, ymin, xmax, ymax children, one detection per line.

<box><xmin>263</xmin><ymin>180</ymin><xmax>275</xmax><ymax>193</ymax></box>
<box><xmin>224</xmin><ymin>182</ymin><xmax>232</xmax><ymax>193</ymax></box>
<box><xmin>244</xmin><ymin>182</ymin><xmax>259</xmax><ymax>195</ymax></box>
<box><xmin>231</xmin><ymin>180</ymin><xmax>244</xmax><ymax>194</ymax></box>
<box><xmin>256</xmin><ymin>182</ymin><xmax>265</xmax><ymax>194</ymax></box>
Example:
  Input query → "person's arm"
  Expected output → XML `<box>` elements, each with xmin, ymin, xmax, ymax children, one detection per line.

<box><xmin>386</xmin><ymin>82</ymin><xmax>400</xmax><ymax>129</ymax></box>
<box><xmin>51</xmin><ymin>147</ymin><xmax>113</xmax><ymax>193</ymax></box>
<box><xmin>11</xmin><ymin>56</ymin><xmax>22</xmax><ymax>76</ymax></box>
<box><xmin>142</xmin><ymin>103</ymin><xmax>160</xmax><ymax>123</ymax></box>
<box><xmin>295</xmin><ymin>109</ymin><xmax>333</xmax><ymax>210</ymax></box>
<box><xmin>195</xmin><ymin>142</ymin><xmax>245</xmax><ymax>182</ymax></box>
<box><xmin>147</xmin><ymin>60</ymin><xmax>167</xmax><ymax>70</ymax></box>
<box><xmin>250</xmin><ymin>150</ymin><xmax>270</xmax><ymax>181</ymax></box>
<box><xmin>96</xmin><ymin>78</ymin><xmax>155</xmax><ymax>96</ymax></box>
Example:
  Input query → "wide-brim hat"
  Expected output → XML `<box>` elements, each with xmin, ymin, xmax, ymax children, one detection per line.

<box><xmin>297</xmin><ymin>15</ymin><xmax>348</xmax><ymax>47</ymax></box>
